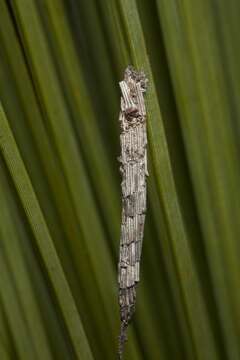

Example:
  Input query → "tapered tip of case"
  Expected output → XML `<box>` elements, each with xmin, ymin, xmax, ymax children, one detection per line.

<box><xmin>118</xmin><ymin>322</ymin><xmax>128</xmax><ymax>360</ymax></box>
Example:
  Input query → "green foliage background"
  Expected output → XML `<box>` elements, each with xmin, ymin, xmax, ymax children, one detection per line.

<box><xmin>0</xmin><ymin>1</ymin><xmax>240</xmax><ymax>359</ymax></box>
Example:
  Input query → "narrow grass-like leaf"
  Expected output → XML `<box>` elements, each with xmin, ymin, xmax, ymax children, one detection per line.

<box><xmin>0</xmin><ymin>250</ymin><xmax>36</xmax><ymax>360</ymax></box>
<box><xmin>0</xmin><ymin>160</ymin><xmax>53</xmax><ymax>360</ymax></box>
<box><xmin>157</xmin><ymin>1</ymin><xmax>240</xmax><ymax>357</ymax></box>
<box><xmin>37</xmin><ymin>0</ymin><xmax>121</xmax><ymax>246</ymax></box>
<box><xmin>10</xmin><ymin>0</ymin><xmax>117</xmax><ymax>338</ymax></box>
<box><xmin>0</xmin><ymin>6</ymin><xmax>109</xmax><ymax>356</ymax></box>
<box><xmin>0</xmin><ymin>303</ymin><xmax>16</xmax><ymax>359</ymax></box>
<box><xmin>117</xmin><ymin>0</ymin><xmax>220</xmax><ymax>358</ymax></box>
<box><xmin>0</xmin><ymin>102</ymin><xmax>93</xmax><ymax>359</ymax></box>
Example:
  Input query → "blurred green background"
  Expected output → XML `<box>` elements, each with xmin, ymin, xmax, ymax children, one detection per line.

<box><xmin>1</xmin><ymin>0</ymin><xmax>240</xmax><ymax>359</ymax></box>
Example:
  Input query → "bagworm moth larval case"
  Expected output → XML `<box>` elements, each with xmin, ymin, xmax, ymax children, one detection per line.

<box><xmin>118</xmin><ymin>66</ymin><xmax>148</xmax><ymax>359</ymax></box>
